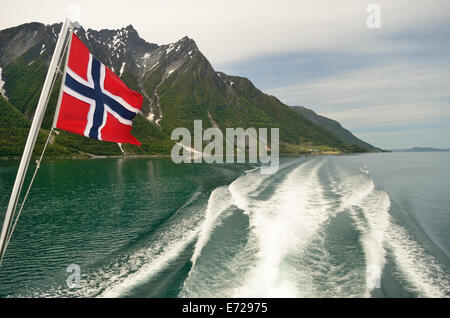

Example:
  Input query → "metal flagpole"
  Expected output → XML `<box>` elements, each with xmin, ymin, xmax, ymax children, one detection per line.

<box><xmin>52</xmin><ymin>27</ymin><xmax>73</xmax><ymax>129</ymax></box>
<box><xmin>0</xmin><ymin>18</ymin><xmax>72</xmax><ymax>266</ymax></box>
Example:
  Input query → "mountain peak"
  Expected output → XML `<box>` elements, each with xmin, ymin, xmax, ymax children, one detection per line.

<box><xmin>170</xmin><ymin>36</ymin><xmax>199</xmax><ymax>54</ymax></box>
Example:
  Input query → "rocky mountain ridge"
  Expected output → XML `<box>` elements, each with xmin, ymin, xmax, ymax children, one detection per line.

<box><xmin>0</xmin><ymin>22</ymin><xmax>375</xmax><ymax>157</ymax></box>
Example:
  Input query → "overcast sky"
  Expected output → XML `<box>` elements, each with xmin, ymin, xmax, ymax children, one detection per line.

<box><xmin>1</xmin><ymin>0</ymin><xmax>449</xmax><ymax>149</ymax></box>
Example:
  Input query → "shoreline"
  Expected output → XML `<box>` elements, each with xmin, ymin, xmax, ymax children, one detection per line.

<box><xmin>0</xmin><ymin>151</ymin><xmax>379</xmax><ymax>161</ymax></box>
<box><xmin>0</xmin><ymin>154</ymin><xmax>173</xmax><ymax>160</ymax></box>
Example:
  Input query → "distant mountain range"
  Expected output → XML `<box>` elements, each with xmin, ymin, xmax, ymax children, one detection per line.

<box><xmin>0</xmin><ymin>22</ymin><xmax>378</xmax><ymax>157</ymax></box>
<box><xmin>392</xmin><ymin>147</ymin><xmax>450</xmax><ymax>152</ymax></box>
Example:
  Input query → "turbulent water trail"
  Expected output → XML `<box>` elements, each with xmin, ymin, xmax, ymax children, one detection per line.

<box><xmin>330</xmin><ymin>168</ymin><xmax>390</xmax><ymax>296</ymax></box>
<box><xmin>331</xmin><ymin>164</ymin><xmax>449</xmax><ymax>297</ymax></box>
<box><xmin>230</xmin><ymin>159</ymin><xmax>329</xmax><ymax>297</ymax></box>
<box><xmin>29</xmin><ymin>157</ymin><xmax>449</xmax><ymax>298</ymax></box>
<box><xmin>182</xmin><ymin>157</ymin><xmax>449</xmax><ymax>298</ymax></box>
<box><xmin>31</xmin><ymin>187</ymin><xmax>207</xmax><ymax>298</ymax></box>
<box><xmin>386</xmin><ymin>219</ymin><xmax>450</xmax><ymax>297</ymax></box>
<box><xmin>190</xmin><ymin>186</ymin><xmax>234</xmax><ymax>267</ymax></box>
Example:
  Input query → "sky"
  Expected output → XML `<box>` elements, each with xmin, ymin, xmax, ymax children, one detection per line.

<box><xmin>1</xmin><ymin>0</ymin><xmax>449</xmax><ymax>149</ymax></box>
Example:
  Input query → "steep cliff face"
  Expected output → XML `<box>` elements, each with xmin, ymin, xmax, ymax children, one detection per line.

<box><xmin>0</xmin><ymin>22</ymin><xmax>373</xmax><ymax>157</ymax></box>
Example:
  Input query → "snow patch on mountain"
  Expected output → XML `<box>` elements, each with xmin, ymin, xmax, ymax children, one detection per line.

<box><xmin>166</xmin><ymin>43</ymin><xmax>175</xmax><ymax>55</ymax></box>
<box><xmin>149</xmin><ymin>61</ymin><xmax>159</xmax><ymax>71</ymax></box>
<box><xmin>141</xmin><ymin>52</ymin><xmax>152</xmax><ymax>68</ymax></box>
<box><xmin>51</xmin><ymin>26</ymin><xmax>57</xmax><ymax>39</ymax></box>
<box><xmin>119</xmin><ymin>62</ymin><xmax>126</xmax><ymax>77</ymax></box>
<box><xmin>112</xmin><ymin>35</ymin><xmax>120</xmax><ymax>47</ymax></box>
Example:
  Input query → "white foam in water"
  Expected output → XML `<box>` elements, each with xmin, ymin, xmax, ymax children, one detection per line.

<box><xmin>184</xmin><ymin>158</ymin><xmax>365</xmax><ymax>298</ymax></box>
<box><xmin>180</xmin><ymin>167</ymin><xmax>270</xmax><ymax>297</ymax></box>
<box><xmin>95</xmin><ymin>189</ymin><xmax>207</xmax><ymax>297</ymax></box>
<box><xmin>229</xmin><ymin>159</ymin><xmax>332</xmax><ymax>297</ymax></box>
<box><xmin>244</xmin><ymin>167</ymin><xmax>259</xmax><ymax>174</ymax></box>
<box><xmin>228</xmin><ymin>165</ymin><xmax>268</xmax><ymax>214</ymax></box>
<box><xmin>334</xmin><ymin>174</ymin><xmax>375</xmax><ymax>212</ymax></box>
<box><xmin>37</xmin><ymin>159</ymin><xmax>448</xmax><ymax>298</ymax></box>
<box><xmin>173</xmin><ymin>188</ymin><xmax>203</xmax><ymax>217</ymax></box>
<box><xmin>333</xmin><ymin>165</ymin><xmax>449</xmax><ymax>297</ymax></box>
<box><xmin>35</xmin><ymin>189</ymin><xmax>207</xmax><ymax>298</ymax></box>
<box><xmin>182</xmin><ymin>158</ymin><xmax>312</xmax><ymax>297</ymax></box>
<box><xmin>98</xmin><ymin>230</ymin><xmax>198</xmax><ymax>298</ymax></box>
<box><xmin>334</xmin><ymin>171</ymin><xmax>390</xmax><ymax>296</ymax></box>
<box><xmin>387</xmin><ymin>221</ymin><xmax>450</xmax><ymax>297</ymax></box>
<box><xmin>115</xmin><ymin>159</ymin><xmax>448</xmax><ymax>298</ymax></box>
<box><xmin>190</xmin><ymin>186</ymin><xmax>234</xmax><ymax>266</ymax></box>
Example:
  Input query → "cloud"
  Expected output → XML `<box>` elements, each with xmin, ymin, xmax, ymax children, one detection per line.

<box><xmin>355</xmin><ymin>125</ymin><xmax>450</xmax><ymax>149</ymax></box>
<box><xmin>1</xmin><ymin>0</ymin><xmax>450</xmax><ymax>65</ymax></box>
<box><xmin>1</xmin><ymin>0</ymin><xmax>449</xmax><ymax>148</ymax></box>
<box><xmin>324</xmin><ymin>102</ymin><xmax>450</xmax><ymax>128</ymax></box>
<box><xmin>267</xmin><ymin>58</ymin><xmax>450</xmax><ymax>126</ymax></box>
<box><xmin>263</xmin><ymin>52</ymin><xmax>450</xmax><ymax>149</ymax></box>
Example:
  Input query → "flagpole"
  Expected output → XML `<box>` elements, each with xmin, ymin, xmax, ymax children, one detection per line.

<box><xmin>52</xmin><ymin>27</ymin><xmax>73</xmax><ymax>129</ymax></box>
<box><xmin>0</xmin><ymin>18</ymin><xmax>72</xmax><ymax>265</ymax></box>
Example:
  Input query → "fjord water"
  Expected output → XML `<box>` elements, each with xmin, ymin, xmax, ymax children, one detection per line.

<box><xmin>0</xmin><ymin>153</ymin><xmax>448</xmax><ymax>297</ymax></box>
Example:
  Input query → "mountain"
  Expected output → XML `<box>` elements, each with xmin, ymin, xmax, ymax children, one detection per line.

<box><xmin>392</xmin><ymin>147</ymin><xmax>450</xmax><ymax>152</ymax></box>
<box><xmin>0</xmin><ymin>94</ymin><xmax>30</xmax><ymax>156</ymax></box>
<box><xmin>0</xmin><ymin>22</ymin><xmax>374</xmax><ymax>157</ymax></box>
<box><xmin>291</xmin><ymin>106</ymin><xmax>379</xmax><ymax>151</ymax></box>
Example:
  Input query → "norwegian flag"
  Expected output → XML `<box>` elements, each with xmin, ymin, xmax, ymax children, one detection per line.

<box><xmin>55</xmin><ymin>33</ymin><xmax>143</xmax><ymax>145</ymax></box>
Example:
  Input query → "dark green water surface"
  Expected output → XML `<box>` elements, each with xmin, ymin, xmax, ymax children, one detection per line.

<box><xmin>0</xmin><ymin>153</ymin><xmax>448</xmax><ymax>297</ymax></box>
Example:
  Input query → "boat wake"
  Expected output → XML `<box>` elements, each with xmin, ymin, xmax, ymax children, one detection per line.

<box><xmin>30</xmin><ymin>157</ymin><xmax>449</xmax><ymax>298</ymax></box>
<box><xmin>181</xmin><ymin>157</ymin><xmax>450</xmax><ymax>297</ymax></box>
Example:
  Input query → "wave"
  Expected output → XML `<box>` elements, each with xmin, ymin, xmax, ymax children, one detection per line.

<box><xmin>103</xmin><ymin>157</ymin><xmax>447</xmax><ymax>299</ymax></box>
<box><xmin>182</xmin><ymin>158</ymin><xmax>381</xmax><ymax>297</ymax></box>
<box><xmin>31</xmin><ymin>187</ymin><xmax>207</xmax><ymax>298</ymax></box>
<box><xmin>97</xmin><ymin>230</ymin><xmax>198</xmax><ymax>298</ymax></box>
<box><xmin>332</xmin><ymin>165</ymin><xmax>449</xmax><ymax>297</ymax></box>
<box><xmin>34</xmin><ymin>157</ymin><xmax>448</xmax><ymax>298</ymax></box>
<box><xmin>190</xmin><ymin>186</ymin><xmax>234</xmax><ymax>267</ymax></box>
<box><xmin>195</xmin><ymin>158</ymin><xmax>450</xmax><ymax>298</ymax></box>
<box><xmin>244</xmin><ymin>167</ymin><xmax>260</xmax><ymax>174</ymax></box>
<box><xmin>332</xmin><ymin>169</ymin><xmax>390</xmax><ymax>296</ymax></box>
<box><xmin>189</xmin><ymin>162</ymin><xmax>275</xmax><ymax>269</ymax></box>
<box><xmin>229</xmin><ymin>159</ymin><xmax>331</xmax><ymax>297</ymax></box>
<box><xmin>93</xmin><ymin>189</ymin><xmax>207</xmax><ymax>298</ymax></box>
<box><xmin>180</xmin><ymin>158</ymin><xmax>308</xmax><ymax>297</ymax></box>
<box><xmin>387</xmin><ymin>219</ymin><xmax>450</xmax><ymax>297</ymax></box>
